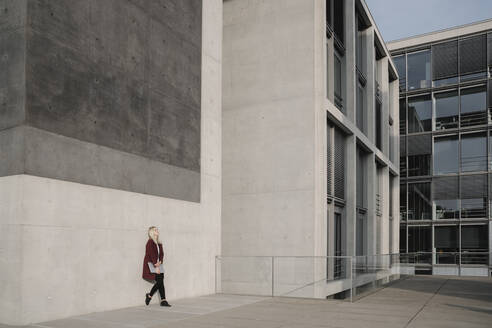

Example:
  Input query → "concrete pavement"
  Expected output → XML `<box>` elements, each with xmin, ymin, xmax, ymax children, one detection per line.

<box><xmin>2</xmin><ymin>275</ymin><xmax>491</xmax><ymax>328</ymax></box>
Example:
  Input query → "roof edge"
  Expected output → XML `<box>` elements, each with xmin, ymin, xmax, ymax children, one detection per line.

<box><xmin>387</xmin><ymin>18</ymin><xmax>492</xmax><ymax>51</ymax></box>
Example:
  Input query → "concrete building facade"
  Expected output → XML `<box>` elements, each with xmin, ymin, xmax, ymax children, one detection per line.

<box><xmin>0</xmin><ymin>0</ymin><xmax>222</xmax><ymax>325</ymax></box>
<box><xmin>222</xmin><ymin>0</ymin><xmax>400</xmax><ymax>281</ymax></box>
<box><xmin>388</xmin><ymin>20</ymin><xmax>492</xmax><ymax>276</ymax></box>
<box><xmin>1</xmin><ymin>0</ymin><xmax>400</xmax><ymax>325</ymax></box>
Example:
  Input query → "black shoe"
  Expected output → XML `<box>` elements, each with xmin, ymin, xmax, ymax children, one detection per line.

<box><xmin>145</xmin><ymin>293</ymin><xmax>152</xmax><ymax>306</ymax></box>
<box><xmin>160</xmin><ymin>300</ymin><xmax>171</xmax><ymax>307</ymax></box>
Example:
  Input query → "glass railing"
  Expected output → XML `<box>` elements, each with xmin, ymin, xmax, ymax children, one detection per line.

<box><xmin>216</xmin><ymin>252</ymin><xmax>491</xmax><ymax>302</ymax></box>
<box><xmin>215</xmin><ymin>254</ymin><xmax>418</xmax><ymax>302</ymax></box>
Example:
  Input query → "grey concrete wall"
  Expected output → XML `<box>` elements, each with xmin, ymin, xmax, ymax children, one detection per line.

<box><xmin>0</xmin><ymin>0</ymin><xmax>202</xmax><ymax>202</ymax></box>
<box><xmin>0</xmin><ymin>0</ymin><xmax>222</xmax><ymax>325</ymax></box>
<box><xmin>222</xmin><ymin>0</ymin><xmax>316</xmax><ymax>257</ymax></box>
<box><xmin>0</xmin><ymin>0</ymin><xmax>26</xmax><ymax>131</ymax></box>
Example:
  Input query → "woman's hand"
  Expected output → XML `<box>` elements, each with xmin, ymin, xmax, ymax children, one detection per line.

<box><xmin>156</xmin><ymin>267</ymin><xmax>161</xmax><ymax>274</ymax></box>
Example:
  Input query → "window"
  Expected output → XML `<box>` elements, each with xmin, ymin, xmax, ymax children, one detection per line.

<box><xmin>461</xmin><ymin>224</ymin><xmax>489</xmax><ymax>265</ymax></box>
<box><xmin>461</xmin><ymin>174</ymin><xmax>487</xmax><ymax>219</ymax></box>
<box><xmin>460</xmin><ymin>86</ymin><xmax>487</xmax><ymax>127</ymax></box>
<box><xmin>408</xmin><ymin>154</ymin><xmax>430</xmax><ymax>177</ymax></box>
<box><xmin>326</xmin><ymin>0</ymin><xmax>332</xmax><ymax>30</ymax></box>
<box><xmin>327</xmin><ymin>123</ymin><xmax>332</xmax><ymax>199</ymax></box>
<box><xmin>407</xmin><ymin>134</ymin><xmax>431</xmax><ymax>177</ymax></box>
<box><xmin>435</xmin><ymin>226</ymin><xmax>458</xmax><ymax>264</ymax></box>
<box><xmin>389</xmin><ymin>176</ymin><xmax>394</xmax><ymax>218</ymax></box>
<box><xmin>408</xmin><ymin>95</ymin><xmax>432</xmax><ymax>133</ymax></box>
<box><xmin>400</xmin><ymin>183</ymin><xmax>407</xmax><ymax>220</ymax></box>
<box><xmin>408</xmin><ymin>225</ymin><xmax>431</xmax><ymax>252</ymax></box>
<box><xmin>356</xmin><ymin>85</ymin><xmax>365</xmax><ymax>133</ymax></box>
<box><xmin>461</xmin><ymin>132</ymin><xmax>487</xmax><ymax>172</ymax></box>
<box><xmin>356</xmin><ymin>212</ymin><xmax>366</xmax><ymax>256</ymax></box>
<box><xmin>461</xmin><ymin>225</ymin><xmax>488</xmax><ymax>251</ymax></box>
<box><xmin>459</xmin><ymin>35</ymin><xmax>487</xmax><ymax>81</ymax></box>
<box><xmin>356</xmin><ymin>147</ymin><xmax>366</xmax><ymax>209</ymax></box>
<box><xmin>399</xmin><ymin>98</ymin><xmax>406</xmax><ymax>135</ymax></box>
<box><xmin>355</xmin><ymin>14</ymin><xmax>366</xmax><ymax>76</ymax></box>
<box><xmin>375</xmin><ymin>100</ymin><xmax>382</xmax><ymax>150</ymax></box>
<box><xmin>408</xmin><ymin>182</ymin><xmax>431</xmax><ymax>220</ymax></box>
<box><xmin>433</xmin><ymin>176</ymin><xmax>459</xmax><ymax>220</ymax></box>
<box><xmin>393</xmin><ymin>55</ymin><xmax>406</xmax><ymax>92</ymax></box>
<box><xmin>333</xmin><ymin>0</ymin><xmax>344</xmax><ymax>44</ymax></box>
<box><xmin>407</xmin><ymin>50</ymin><xmax>431</xmax><ymax>90</ymax></box>
<box><xmin>461</xmin><ymin>225</ymin><xmax>488</xmax><ymax>264</ymax></box>
<box><xmin>376</xmin><ymin>166</ymin><xmax>383</xmax><ymax>216</ymax></box>
<box><xmin>326</xmin><ymin>43</ymin><xmax>329</xmax><ymax>98</ymax></box>
<box><xmin>434</xmin><ymin>135</ymin><xmax>458</xmax><ymax>175</ymax></box>
<box><xmin>334</xmin><ymin>51</ymin><xmax>343</xmax><ymax>111</ymax></box>
<box><xmin>432</xmin><ymin>40</ymin><xmax>458</xmax><ymax>87</ymax></box>
<box><xmin>434</xmin><ymin>91</ymin><xmax>458</xmax><ymax>130</ymax></box>
<box><xmin>399</xmin><ymin>225</ymin><xmax>407</xmax><ymax>253</ymax></box>
<box><xmin>489</xmin><ymin>134</ymin><xmax>492</xmax><ymax>170</ymax></box>
<box><xmin>334</xmin><ymin>127</ymin><xmax>345</xmax><ymax>200</ymax></box>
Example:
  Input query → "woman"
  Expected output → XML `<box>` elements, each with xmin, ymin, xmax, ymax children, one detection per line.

<box><xmin>142</xmin><ymin>226</ymin><xmax>171</xmax><ymax>307</ymax></box>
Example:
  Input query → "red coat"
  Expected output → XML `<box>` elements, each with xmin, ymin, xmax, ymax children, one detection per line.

<box><xmin>142</xmin><ymin>239</ymin><xmax>164</xmax><ymax>281</ymax></box>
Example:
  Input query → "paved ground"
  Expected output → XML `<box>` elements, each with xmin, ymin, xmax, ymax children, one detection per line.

<box><xmin>3</xmin><ymin>275</ymin><xmax>492</xmax><ymax>328</ymax></box>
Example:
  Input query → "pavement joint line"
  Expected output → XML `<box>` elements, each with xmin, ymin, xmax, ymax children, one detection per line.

<box><xmin>403</xmin><ymin>278</ymin><xmax>449</xmax><ymax>328</ymax></box>
<box><xmin>70</xmin><ymin>316</ymin><xmax>144</xmax><ymax>328</ymax></box>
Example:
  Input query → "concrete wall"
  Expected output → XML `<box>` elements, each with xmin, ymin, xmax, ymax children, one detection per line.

<box><xmin>0</xmin><ymin>0</ymin><xmax>222</xmax><ymax>325</ymax></box>
<box><xmin>222</xmin><ymin>0</ymin><xmax>316</xmax><ymax>257</ymax></box>
<box><xmin>222</xmin><ymin>0</ymin><xmax>400</xmax><ymax>271</ymax></box>
<box><xmin>0</xmin><ymin>0</ymin><xmax>202</xmax><ymax>201</ymax></box>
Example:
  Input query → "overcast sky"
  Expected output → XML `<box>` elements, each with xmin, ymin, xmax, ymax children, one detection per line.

<box><xmin>365</xmin><ymin>0</ymin><xmax>492</xmax><ymax>42</ymax></box>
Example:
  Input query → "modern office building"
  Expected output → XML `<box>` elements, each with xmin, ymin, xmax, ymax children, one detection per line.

<box><xmin>223</xmin><ymin>0</ymin><xmax>400</xmax><ymax>280</ymax></box>
<box><xmin>388</xmin><ymin>20</ymin><xmax>492</xmax><ymax>276</ymax></box>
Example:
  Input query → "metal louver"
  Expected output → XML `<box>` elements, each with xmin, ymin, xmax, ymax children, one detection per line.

<box><xmin>461</xmin><ymin>174</ymin><xmax>487</xmax><ymax>199</ymax></box>
<box><xmin>433</xmin><ymin>176</ymin><xmax>458</xmax><ymax>200</ymax></box>
<box><xmin>432</xmin><ymin>40</ymin><xmax>458</xmax><ymax>80</ymax></box>
<box><xmin>327</xmin><ymin>125</ymin><xmax>332</xmax><ymax>198</ymax></box>
<box><xmin>459</xmin><ymin>34</ymin><xmax>486</xmax><ymax>75</ymax></box>
<box><xmin>487</xmin><ymin>33</ymin><xmax>492</xmax><ymax>67</ymax></box>
<box><xmin>334</xmin><ymin>127</ymin><xmax>345</xmax><ymax>201</ymax></box>
<box><xmin>400</xmin><ymin>136</ymin><xmax>406</xmax><ymax>156</ymax></box>
<box><xmin>407</xmin><ymin>134</ymin><xmax>432</xmax><ymax>156</ymax></box>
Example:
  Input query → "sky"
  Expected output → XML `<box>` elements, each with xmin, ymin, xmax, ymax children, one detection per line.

<box><xmin>365</xmin><ymin>0</ymin><xmax>492</xmax><ymax>42</ymax></box>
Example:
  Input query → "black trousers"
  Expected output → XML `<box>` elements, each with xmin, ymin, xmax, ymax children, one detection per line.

<box><xmin>149</xmin><ymin>273</ymin><xmax>166</xmax><ymax>300</ymax></box>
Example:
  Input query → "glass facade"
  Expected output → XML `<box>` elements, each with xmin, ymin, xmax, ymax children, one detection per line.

<box><xmin>408</xmin><ymin>95</ymin><xmax>431</xmax><ymax>133</ymax></box>
<box><xmin>395</xmin><ymin>30</ymin><xmax>491</xmax><ymax>268</ymax></box>
<box><xmin>434</xmin><ymin>91</ymin><xmax>458</xmax><ymax>130</ymax></box>
<box><xmin>460</xmin><ymin>86</ymin><xmax>487</xmax><ymax>127</ymax></box>
<box><xmin>434</xmin><ymin>135</ymin><xmax>458</xmax><ymax>175</ymax></box>
<box><xmin>407</xmin><ymin>50</ymin><xmax>431</xmax><ymax>90</ymax></box>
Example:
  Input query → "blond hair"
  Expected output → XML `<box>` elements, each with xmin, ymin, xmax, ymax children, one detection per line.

<box><xmin>148</xmin><ymin>226</ymin><xmax>161</xmax><ymax>244</ymax></box>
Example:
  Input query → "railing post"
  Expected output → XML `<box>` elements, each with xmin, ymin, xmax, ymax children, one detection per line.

<box><xmin>350</xmin><ymin>256</ymin><xmax>354</xmax><ymax>302</ymax></box>
<box><xmin>271</xmin><ymin>256</ymin><xmax>274</xmax><ymax>297</ymax></box>
<box><xmin>215</xmin><ymin>256</ymin><xmax>218</xmax><ymax>294</ymax></box>
<box><xmin>459</xmin><ymin>251</ymin><xmax>462</xmax><ymax>276</ymax></box>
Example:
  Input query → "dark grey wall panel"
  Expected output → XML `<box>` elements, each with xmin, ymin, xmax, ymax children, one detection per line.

<box><xmin>23</xmin><ymin>127</ymin><xmax>200</xmax><ymax>202</ymax></box>
<box><xmin>0</xmin><ymin>126</ymin><xmax>25</xmax><ymax>177</ymax></box>
<box><xmin>0</xmin><ymin>0</ymin><xmax>26</xmax><ymax>33</ymax></box>
<box><xmin>0</xmin><ymin>0</ymin><xmax>202</xmax><ymax>202</ymax></box>
<box><xmin>0</xmin><ymin>27</ymin><xmax>25</xmax><ymax>131</ymax></box>
<box><xmin>25</xmin><ymin>0</ymin><xmax>201</xmax><ymax>173</ymax></box>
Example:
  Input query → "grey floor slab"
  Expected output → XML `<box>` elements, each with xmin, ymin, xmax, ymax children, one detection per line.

<box><xmin>2</xmin><ymin>276</ymin><xmax>491</xmax><ymax>328</ymax></box>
